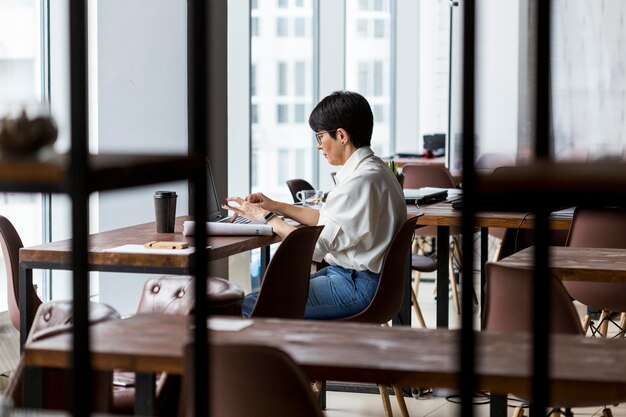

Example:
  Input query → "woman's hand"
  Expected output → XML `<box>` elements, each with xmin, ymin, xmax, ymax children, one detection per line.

<box><xmin>222</xmin><ymin>197</ymin><xmax>269</xmax><ymax>223</ymax></box>
<box><xmin>245</xmin><ymin>192</ymin><xmax>276</xmax><ymax>211</ymax></box>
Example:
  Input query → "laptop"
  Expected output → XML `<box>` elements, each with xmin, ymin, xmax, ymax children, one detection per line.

<box><xmin>403</xmin><ymin>187</ymin><xmax>448</xmax><ymax>205</ymax></box>
<box><xmin>205</xmin><ymin>159</ymin><xmax>253</xmax><ymax>224</ymax></box>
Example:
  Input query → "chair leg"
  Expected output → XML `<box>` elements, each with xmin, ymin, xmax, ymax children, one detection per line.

<box><xmin>602</xmin><ymin>407</ymin><xmax>614</xmax><ymax>417</ymax></box>
<box><xmin>599</xmin><ymin>310</ymin><xmax>610</xmax><ymax>337</ymax></box>
<box><xmin>618</xmin><ymin>313</ymin><xmax>626</xmax><ymax>338</ymax></box>
<box><xmin>448</xmin><ymin>260</ymin><xmax>460</xmax><ymax>315</ymax></box>
<box><xmin>379</xmin><ymin>385</ymin><xmax>394</xmax><ymax>417</ymax></box>
<box><xmin>451</xmin><ymin>236</ymin><xmax>479</xmax><ymax>305</ymax></box>
<box><xmin>392</xmin><ymin>385</ymin><xmax>410</xmax><ymax>417</ymax></box>
<box><xmin>582</xmin><ymin>314</ymin><xmax>591</xmax><ymax>334</ymax></box>
<box><xmin>411</xmin><ymin>272</ymin><xmax>427</xmax><ymax>328</ymax></box>
<box><xmin>512</xmin><ymin>406</ymin><xmax>525</xmax><ymax>417</ymax></box>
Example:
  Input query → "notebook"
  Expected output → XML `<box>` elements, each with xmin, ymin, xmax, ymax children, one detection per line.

<box><xmin>403</xmin><ymin>187</ymin><xmax>449</xmax><ymax>205</ymax></box>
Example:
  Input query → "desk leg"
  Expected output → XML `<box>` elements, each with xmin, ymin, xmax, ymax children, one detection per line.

<box><xmin>23</xmin><ymin>366</ymin><xmax>43</xmax><ymax>409</ymax></box>
<box><xmin>19</xmin><ymin>265</ymin><xmax>33</xmax><ymax>349</ymax></box>
<box><xmin>490</xmin><ymin>393</ymin><xmax>507</xmax><ymax>417</ymax></box>
<box><xmin>393</xmin><ymin>248</ymin><xmax>411</xmax><ymax>326</ymax></box>
<box><xmin>135</xmin><ymin>372</ymin><xmax>156</xmax><ymax>416</ymax></box>
<box><xmin>260</xmin><ymin>245</ymin><xmax>271</xmax><ymax>280</ymax></box>
<box><xmin>436</xmin><ymin>226</ymin><xmax>450</xmax><ymax>328</ymax></box>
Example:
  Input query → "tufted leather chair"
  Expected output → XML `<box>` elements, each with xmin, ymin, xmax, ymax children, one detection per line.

<box><xmin>112</xmin><ymin>275</ymin><xmax>244</xmax><ymax>415</ymax></box>
<box><xmin>6</xmin><ymin>300</ymin><xmax>120</xmax><ymax>411</ymax></box>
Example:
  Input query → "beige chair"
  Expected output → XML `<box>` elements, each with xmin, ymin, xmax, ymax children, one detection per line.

<box><xmin>483</xmin><ymin>262</ymin><xmax>624</xmax><ymax>415</ymax></box>
<box><xmin>182</xmin><ymin>343</ymin><xmax>324</xmax><ymax>417</ymax></box>
<box><xmin>563</xmin><ymin>207</ymin><xmax>626</xmax><ymax>337</ymax></box>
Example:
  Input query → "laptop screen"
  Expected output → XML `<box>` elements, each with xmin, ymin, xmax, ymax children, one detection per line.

<box><xmin>206</xmin><ymin>159</ymin><xmax>224</xmax><ymax>221</ymax></box>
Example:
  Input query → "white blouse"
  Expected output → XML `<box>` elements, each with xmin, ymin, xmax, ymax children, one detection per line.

<box><xmin>314</xmin><ymin>146</ymin><xmax>407</xmax><ymax>273</ymax></box>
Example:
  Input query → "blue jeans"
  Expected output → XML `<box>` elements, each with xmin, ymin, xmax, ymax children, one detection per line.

<box><xmin>242</xmin><ymin>265</ymin><xmax>380</xmax><ymax>320</ymax></box>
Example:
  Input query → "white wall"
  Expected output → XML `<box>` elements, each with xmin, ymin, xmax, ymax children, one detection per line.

<box><xmin>94</xmin><ymin>0</ymin><xmax>188</xmax><ymax>315</ymax></box>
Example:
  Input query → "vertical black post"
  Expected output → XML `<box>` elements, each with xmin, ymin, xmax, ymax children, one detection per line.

<box><xmin>188</xmin><ymin>1</ymin><xmax>209</xmax><ymax>416</ymax></box>
<box><xmin>436</xmin><ymin>226</ymin><xmax>450</xmax><ymax>328</ymax></box>
<box><xmin>531</xmin><ymin>0</ymin><xmax>551</xmax><ymax>414</ymax></box>
<box><xmin>69</xmin><ymin>0</ymin><xmax>91</xmax><ymax>415</ymax></box>
<box><xmin>460</xmin><ymin>1</ymin><xmax>476</xmax><ymax>417</ymax></box>
<box><xmin>480</xmin><ymin>227</ymin><xmax>488</xmax><ymax>325</ymax></box>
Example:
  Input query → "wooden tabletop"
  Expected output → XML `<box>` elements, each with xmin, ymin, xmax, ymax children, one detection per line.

<box><xmin>497</xmin><ymin>246</ymin><xmax>626</xmax><ymax>283</ymax></box>
<box><xmin>20</xmin><ymin>216</ymin><xmax>281</xmax><ymax>270</ymax></box>
<box><xmin>410</xmin><ymin>200</ymin><xmax>573</xmax><ymax>230</ymax></box>
<box><xmin>23</xmin><ymin>314</ymin><xmax>626</xmax><ymax>400</ymax></box>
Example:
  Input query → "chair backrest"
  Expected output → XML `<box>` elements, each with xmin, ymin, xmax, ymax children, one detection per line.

<box><xmin>401</xmin><ymin>165</ymin><xmax>456</xmax><ymax>189</ymax></box>
<box><xmin>0</xmin><ymin>215</ymin><xmax>41</xmax><ymax>331</ymax></box>
<box><xmin>339</xmin><ymin>216</ymin><xmax>418</xmax><ymax>324</ymax></box>
<box><xmin>286</xmin><ymin>179</ymin><xmax>315</xmax><ymax>204</ymax></box>
<box><xmin>183</xmin><ymin>343</ymin><xmax>324</xmax><ymax>417</ymax></box>
<box><xmin>474</xmin><ymin>152</ymin><xmax>515</xmax><ymax>171</ymax></box>
<box><xmin>137</xmin><ymin>276</ymin><xmax>196</xmax><ymax>315</ymax></box>
<box><xmin>251</xmin><ymin>225</ymin><xmax>324</xmax><ymax>319</ymax></box>
<box><xmin>495</xmin><ymin>227</ymin><xmax>569</xmax><ymax>262</ymax></box>
<box><xmin>563</xmin><ymin>207</ymin><xmax>626</xmax><ymax>312</ymax></box>
<box><xmin>483</xmin><ymin>262</ymin><xmax>583</xmax><ymax>335</ymax></box>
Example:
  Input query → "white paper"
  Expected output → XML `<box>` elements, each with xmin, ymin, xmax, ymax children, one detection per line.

<box><xmin>183</xmin><ymin>221</ymin><xmax>273</xmax><ymax>236</ymax></box>
<box><xmin>207</xmin><ymin>318</ymin><xmax>254</xmax><ymax>332</ymax></box>
<box><xmin>102</xmin><ymin>244</ymin><xmax>196</xmax><ymax>255</ymax></box>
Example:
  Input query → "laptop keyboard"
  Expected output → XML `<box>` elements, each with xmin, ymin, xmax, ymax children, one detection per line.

<box><xmin>217</xmin><ymin>216</ymin><xmax>252</xmax><ymax>224</ymax></box>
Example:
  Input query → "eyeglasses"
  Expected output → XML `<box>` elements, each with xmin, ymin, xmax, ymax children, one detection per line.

<box><xmin>314</xmin><ymin>129</ymin><xmax>338</xmax><ymax>145</ymax></box>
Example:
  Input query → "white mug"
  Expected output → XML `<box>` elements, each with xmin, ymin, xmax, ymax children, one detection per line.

<box><xmin>296</xmin><ymin>189</ymin><xmax>324</xmax><ymax>207</ymax></box>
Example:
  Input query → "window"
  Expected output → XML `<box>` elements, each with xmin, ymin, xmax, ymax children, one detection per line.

<box><xmin>277</xmin><ymin>104</ymin><xmax>289</xmax><ymax>123</ymax></box>
<box><xmin>251</xmin><ymin>2</ymin><xmax>315</xmax><ymax>200</ymax></box>
<box><xmin>294</xmin><ymin>103</ymin><xmax>306</xmax><ymax>122</ymax></box>
<box><xmin>294</xmin><ymin>17</ymin><xmax>306</xmax><ymax>37</ymax></box>
<box><xmin>346</xmin><ymin>0</ymin><xmax>392</xmax><ymax>156</ymax></box>
<box><xmin>251</xmin><ymin>17</ymin><xmax>259</xmax><ymax>37</ymax></box>
<box><xmin>276</xmin><ymin>17</ymin><xmax>288</xmax><ymax>37</ymax></box>
<box><xmin>278</xmin><ymin>0</ymin><xmax>288</xmax><ymax>8</ymax></box>
<box><xmin>251</xmin><ymin>64</ymin><xmax>257</xmax><ymax>96</ymax></box>
<box><xmin>277</xmin><ymin>62</ymin><xmax>288</xmax><ymax>95</ymax></box>
<box><xmin>251</xmin><ymin>0</ymin><xmax>258</xmax><ymax>9</ymax></box>
<box><xmin>294</xmin><ymin>61</ymin><xmax>305</xmax><ymax>96</ymax></box>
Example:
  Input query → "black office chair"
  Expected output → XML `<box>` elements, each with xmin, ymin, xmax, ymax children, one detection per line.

<box><xmin>286</xmin><ymin>179</ymin><xmax>315</xmax><ymax>204</ymax></box>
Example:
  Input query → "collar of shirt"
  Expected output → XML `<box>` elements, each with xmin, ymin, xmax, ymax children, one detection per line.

<box><xmin>333</xmin><ymin>146</ymin><xmax>374</xmax><ymax>185</ymax></box>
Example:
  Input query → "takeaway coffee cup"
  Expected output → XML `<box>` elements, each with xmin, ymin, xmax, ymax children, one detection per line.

<box><xmin>154</xmin><ymin>191</ymin><xmax>177</xmax><ymax>233</ymax></box>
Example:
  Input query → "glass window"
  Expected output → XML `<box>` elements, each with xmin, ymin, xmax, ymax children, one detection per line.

<box><xmin>294</xmin><ymin>103</ymin><xmax>306</xmax><ymax>122</ymax></box>
<box><xmin>276</xmin><ymin>17</ymin><xmax>288</xmax><ymax>37</ymax></box>
<box><xmin>251</xmin><ymin>104</ymin><xmax>258</xmax><ymax>124</ymax></box>
<box><xmin>251</xmin><ymin>2</ymin><xmax>315</xmax><ymax>201</ymax></box>
<box><xmin>294</xmin><ymin>61</ymin><xmax>305</xmax><ymax>96</ymax></box>
<box><xmin>251</xmin><ymin>0</ymin><xmax>258</xmax><ymax>9</ymax></box>
<box><xmin>295</xmin><ymin>149</ymin><xmax>305</xmax><ymax>178</ymax></box>
<box><xmin>251</xmin><ymin>17</ymin><xmax>259</xmax><ymax>37</ymax></box>
<box><xmin>278</xmin><ymin>0</ymin><xmax>289</xmax><ymax>8</ymax></box>
<box><xmin>346</xmin><ymin>0</ymin><xmax>392</xmax><ymax>156</ymax></box>
<box><xmin>277</xmin><ymin>103</ymin><xmax>289</xmax><ymax>123</ymax></box>
<box><xmin>0</xmin><ymin>0</ymin><xmax>45</xmax><ymax>309</ymax></box>
<box><xmin>277</xmin><ymin>62</ymin><xmax>288</xmax><ymax>95</ymax></box>
<box><xmin>357</xmin><ymin>19</ymin><xmax>368</xmax><ymax>37</ymax></box>
<box><xmin>294</xmin><ymin>17</ymin><xmax>306</xmax><ymax>37</ymax></box>
<box><xmin>251</xmin><ymin>64</ymin><xmax>257</xmax><ymax>96</ymax></box>
<box><xmin>277</xmin><ymin>149</ymin><xmax>289</xmax><ymax>182</ymax></box>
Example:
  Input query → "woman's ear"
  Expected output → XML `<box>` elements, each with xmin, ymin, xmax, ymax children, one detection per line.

<box><xmin>337</xmin><ymin>128</ymin><xmax>347</xmax><ymax>144</ymax></box>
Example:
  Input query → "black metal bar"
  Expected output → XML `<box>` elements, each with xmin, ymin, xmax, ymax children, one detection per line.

<box><xmin>531</xmin><ymin>209</ymin><xmax>550</xmax><ymax>417</ymax></box>
<box><xmin>19</xmin><ymin>265</ymin><xmax>33</xmax><ymax>349</ymax></box>
<box><xmin>260</xmin><ymin>245</ymin><xmax>271</xmax><ymax>277</ymax></box>
<box><xmin>134</xmin><ymin>373</ymin><xmax>156</xmax><ymax>416</ymax></box>
<box><xmin>436</xmin><ymin>226</ymin><xmax>450</xmax><ymax>328</ymax></box>
<box><xmin>535</xmin><ymin>0</ymin><xmax>551</xmax><ymax>159</ymax></box>
<box><xmin>69</xmin><ymin>0</ymin><xmax>90</xmax><ymax>415</ymax></box>
<box><xmin>490</xmin><ymin>393</ymin><xmax>508</xmax><ymax>417</ymax></box>
<box><xmin>480</xmin><ymin>227</ymin><xmax>488</xmax><ymax>326</ymax></box>
<box><xmin>460</xmin><ymin>1</ymin><xmax>476</xmax><ymax>416</ymax></box>
<box><xmin>188</xmin><ymin>1</ymin><xmax>209</xmax><ymax>416</ymax></box>
<box><xmin>22</xmin><ymin>366</ymin><xmax>43</xmax><ymax>409</ymax></box>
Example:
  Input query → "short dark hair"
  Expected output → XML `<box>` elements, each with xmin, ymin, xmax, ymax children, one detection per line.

<box><xmin>308</xmin><ymin>91</ymin><xmax>373</xmax><ymax>148</ymax></box>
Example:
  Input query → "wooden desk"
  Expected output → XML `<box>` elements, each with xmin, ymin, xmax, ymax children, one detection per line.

<box><xmin>408</xmin><ymin>201</ymin><xmax>573</xmax><ymax>328</ymax></box>
<box><xmin>497</xmin><ymin>246</ymin><xmax>626</xmax><ymax>283</ymax></box>
<box><xmin>18</xmin><ymin>216</ymin><xmax>280</xmax><ymax>346</ymax></box>
<box><xmin>24</xmin><ymin>314</ymin><xmax>626</xmax><ymax>414</ymax></box>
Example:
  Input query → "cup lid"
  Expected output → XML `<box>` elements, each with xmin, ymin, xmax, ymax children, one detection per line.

<box><xmin>154</xmin><ymin>191</ymin><xmax>177</xmax><ymax>198</ymax></box>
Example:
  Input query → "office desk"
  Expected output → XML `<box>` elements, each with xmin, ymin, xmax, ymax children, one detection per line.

<box><xmin>24</xmin><ymin>314</ymin><xmax>626</xmax><ymax>415</ymax></box>
<box><xmin>497</xmin><ymin>246</ymin><xmax>626</xmax><ymax>283</ymax></box>
<box><xmin>18</xmin><ymin>216</ymin><xmax>280</xmax><ymax>346</ymax></box>
<box><xmin>409</xmin><ymin>201</ymin><xmax>573</xmax><ymax>328</ymax></box>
